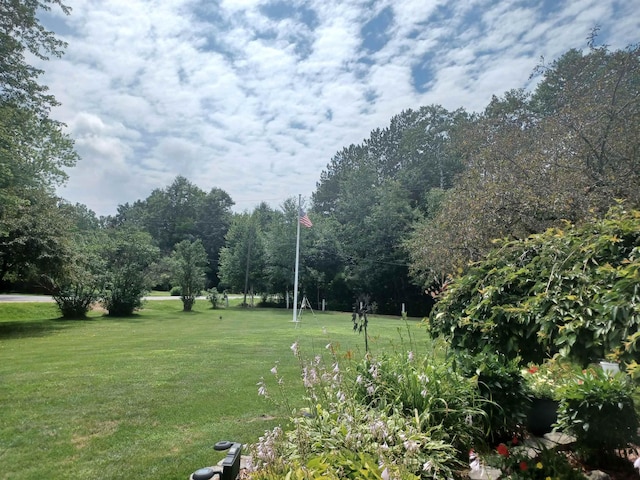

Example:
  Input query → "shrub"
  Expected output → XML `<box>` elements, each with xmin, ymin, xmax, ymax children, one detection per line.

<box><xmin>206</xmin><ymin>288</ymin><xmax>220</xmax><ymax>308</ymax></box>
<box><xmin>169</xmin><ymin>286</ymin><xmax>182</xmax><ymax>296</ymax></box>
<box><xmin>53</xmin><ymin>284</ymin><xmax>100</xmax><ymax>319</ymax></box>
<box><xmin>555</xmin><ymin>368</ymin><xmax>640</xmax><ymax>462</ymax></box>
<box><xmin>454</xmin><ymin>350</ymin><xmax>530</xmax><ymax>442</ymax></box>
<box><xmin>429</xmin><ymin>205</ymin><xmax>640</xmax><ymax>367</ymax></box>
<box><xmin>100</xmin><ymin>228</ymin><xmax>159</xmax><ymax>316</ymax></box>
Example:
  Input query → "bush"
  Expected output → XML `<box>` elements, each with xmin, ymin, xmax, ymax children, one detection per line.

<box><xmin>100</xmin><ymin>228</ymin><xmax>159</xmax><ymax>316</ymax></box>
<box><xmin>556</xmin><ymin>368</ymin><xmax>640</xmax><ymax>462</ymax></box>
<box><xmin>429</xmin><ymin>205</ymin><xmax>640</xmax><ymax>367</ymax></box>
<box><xmin>454</xmin><ymin>350</ymin><xmax>530</xmax><ymax>442</ymax></box>
<box><xmin>206</xmin><ymin>288</ymin><xmax>220</xmax><ymax>308</ymax></box>
<box><xmin>53</xmin><ymin>284</ymin><xmax>99</xmax><ymax>319</ymax></box>
<box><xmin>102</xmin><ymin>290</ymin><xmax>145</xmax><ymax>316</ymax></box>
<box><xmin>169</xmin><ymin>286</ymin><xmax>181</xmax><ymax>296</ymax></box>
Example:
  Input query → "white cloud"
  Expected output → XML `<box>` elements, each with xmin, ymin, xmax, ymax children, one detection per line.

<box><xmin>36</xmin><ymin>0</ymin><xmax>639</xmax><ymax>217</ymax></box>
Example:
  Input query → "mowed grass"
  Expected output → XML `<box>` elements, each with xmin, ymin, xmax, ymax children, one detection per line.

<box><xmin>0</xmin><ymin>300</ymin><xmax>430</xmax><ymax>479</ymax></box>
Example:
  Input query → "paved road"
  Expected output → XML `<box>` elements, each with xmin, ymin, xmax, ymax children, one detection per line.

<box><xmin>0</xmin><ymin>295</ymin><xmax>204</xmax><ymax>303</ymax></box>
<box><xmin>0</xmin><ymin>294</ymin><xmax>243</xmax><ymax>303</ymax></box>
<box><xmin>0</xmin><ymin>295</ymin><xmax>55</xmax><ymax>302</ymax></box>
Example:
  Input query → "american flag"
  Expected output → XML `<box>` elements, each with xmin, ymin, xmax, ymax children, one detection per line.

<box><xmin>299</xmin><ymin>210</ymin><xmax>313</xmax><ymax>228</ymax></box>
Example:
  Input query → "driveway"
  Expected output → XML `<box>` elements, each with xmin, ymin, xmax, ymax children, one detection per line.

<box><xmin>0</xmin><ymin>295</ymin><xmax>194</xmax><ymax>303</ymax></box>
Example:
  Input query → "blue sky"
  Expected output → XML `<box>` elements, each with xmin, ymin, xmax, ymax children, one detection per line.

<box><xmin>39</xmin><ymin>0</ymin><xmax>639</xmax><ymax>216</ymax></box>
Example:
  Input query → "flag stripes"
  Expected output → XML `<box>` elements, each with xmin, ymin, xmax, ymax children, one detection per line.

<box><xmin>299</xmin><ymin>210</ymin><xmax>313</xmax><ymax>228</ymax></box>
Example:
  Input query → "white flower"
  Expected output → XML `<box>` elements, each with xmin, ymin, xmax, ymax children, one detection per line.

<box><xmin>290</xmin><ymin>341</ymin><xmax>299</xmax><ymax>355</ymax></box>
<box><xmin>380</xmin><ymin>464</ymin><xmax>390</xmax><ymax>480</ymax></box>
<box><xmin>422</xmin><ymin>461</ymin><xmax>432</xmax><ymax>472</ymax></box>
<box><xmin>257</xmin><ymin>379</ymin><xmax>268</xmax><ymax>397</ymax></box>
<box><xmin>325</xmin><ymin>342</ymin><xmax>332</xmax><ymax>350</ymax></box>
<box><xmin>403</xmin><ymin>439</ymin><xmax>419</xmax><ymax>454</ymax></box>
<box><xmin>408</xmin><ymin>351</ymin><xmax>414</xmax><ymax>362</ymax></box>
<box><xmin>270</xmin><ymin>365</ymin><xmax>278</xmax><ymax>375</ymax></box>
<box><xmin>469</xmin><ymin>449</ymin><xmax>481</xmax><ymax>472</ymax></box>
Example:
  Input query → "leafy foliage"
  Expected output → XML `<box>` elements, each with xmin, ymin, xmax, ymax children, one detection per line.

<box><xmin>100</xmin><ymin>228</ymin><xmax>159</xmax><ymax>316</ymax></box>
<box><xmin>112</xmin><ymin>176</ymin><xmax>233</xmax><ymax>286</ymax></box>
<box><xmin>407</xmin><ymin>43</ymin><xmax>640</xmax><ymax>280</ymax></box>
<box><xmin>484</xmin><ymin>441</ymin><xmax>587</xmax><ymax>480</ymax></box>
<box><xmin>429</xmin><ymin>205</ymin><xmax>640</xmax><ymax>366</ymax></box>
<box><xmin>556</xmin><ymin>368</ymin><xmax>639</xmax><ymax>461</ymax></box>
<box><xmin>218</xmin><ymin>209</ymin><xmax>266</xmax><ymax>301</ymax></box>
<box><xmin>252</xmin><ymin>345</ymin><xmax>477</xmax><ymax>479</ymax></box>
<box><xmin>0</xmin><ymin>1</ymin><xmax>79</xmax><ymax>287</ymax></box>
<box><xmin>206</xmin><ymin>287</ymin><xmax>220</xmax><ymax>308</ymax></box>
<box><xmin>453</xmin><ymin>351</ymin><xmax>530</xmax><ymax>442</ymax></box>
<box><xmin>170</xmin><ymin>239</ymin><xmax>207</xmax><ymax>312</ymax></box>
<box><xmin>47</xmin><ymin>235</ymin><xmax>104</xmax><ymax>318</ymax></box>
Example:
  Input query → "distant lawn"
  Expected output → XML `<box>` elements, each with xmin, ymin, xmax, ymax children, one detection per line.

<box><xmin>0</xmin><ymin>300</ymin><xmax>431</xmax><ymax>479</ymax></box>
<box><xmin>148</xmin><ymin>289</ymin><xmax>173</xmax><ymax>296</ymax></box>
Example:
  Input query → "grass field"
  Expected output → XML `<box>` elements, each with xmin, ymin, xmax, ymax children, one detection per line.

<box><xmin>0</xmin><ymin>300</ymin><xmax>430</xmax><ymax>479</ymax></box>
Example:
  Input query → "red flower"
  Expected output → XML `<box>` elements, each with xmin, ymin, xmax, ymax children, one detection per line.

<box><xmin>528</xmin><ymin>366</ymin><xmax>539</xmax><ymax>374</ymax></box>
<box><xmin>511</xmin><ymin>435</ymin><xmax>519</xmax><ymax>445</ymax></box>
<box><xmin>496</xmin><ymin>443</ymin><xmax>509</xmax><ymax>457</ymax></box>
<box><xmin>519</xmin><ymin>461</ymin><xmax>528</xmax><ymax>471</ymax></box>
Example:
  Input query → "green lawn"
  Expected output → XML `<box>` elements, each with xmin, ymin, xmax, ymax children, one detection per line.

<box><xmin>0</xmin><ymin>300</ymin><xmax>429</xmax><ymax>479</ymax></box>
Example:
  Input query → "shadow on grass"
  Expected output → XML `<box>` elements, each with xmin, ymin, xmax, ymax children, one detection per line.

<box><xmin>0</xmin><ymin>317</ymin><xmax>81</xmax><ymax>339</ymax></box>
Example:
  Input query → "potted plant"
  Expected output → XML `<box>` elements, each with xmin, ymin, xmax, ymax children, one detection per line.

<box><xmin>555</xmin><ymin>367</ymin><xmax>639</xmax><ymax>464</ymax></box>
<box><xmin>521</xmin><ymin>358</ymin><xmax>579</xmax><ymax>436</ymax></box>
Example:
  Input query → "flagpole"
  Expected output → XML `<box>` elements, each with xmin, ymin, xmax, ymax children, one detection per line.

<box><xmin>292</xmin><ymin>194</ymin><xmax>301</xmax><ymax>322</ymax></box>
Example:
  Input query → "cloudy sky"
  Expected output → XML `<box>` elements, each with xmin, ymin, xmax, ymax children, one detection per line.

<box><xmin>39</xmin><ymin>0</ymin><xmax>639</xmax><ymax>217</ymax></box>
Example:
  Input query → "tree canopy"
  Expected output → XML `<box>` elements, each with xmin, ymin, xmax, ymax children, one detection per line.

<box><xmin>406</xmin><ymin>43</ymin><xmax>640</xmax><ymax>281</ymax></box>
<box><xmin>0</xmin><ymin>0</ymin><xmax>79</xmax><ymax>286</ymax></box>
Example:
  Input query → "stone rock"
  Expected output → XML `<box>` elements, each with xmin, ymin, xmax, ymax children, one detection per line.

<box><xmin>468</xmin><ymin>466</ymin><xmax>502</xmax><ymax>479</ymax></box>
<box><xmin>585</xmin><ymin>470</ymin><xmax>611</xmax><ymax>480</ymax></box>
<box><xmin>543</xmin><ymin>431</ymin><xmax>576</xmax><ymax>447</ymax></box>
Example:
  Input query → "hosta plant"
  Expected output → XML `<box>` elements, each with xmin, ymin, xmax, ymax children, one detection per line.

<box><xmin>250</xmin><ymin>344</ymin><xmax>473</xmax><ymax>479</ymax></box>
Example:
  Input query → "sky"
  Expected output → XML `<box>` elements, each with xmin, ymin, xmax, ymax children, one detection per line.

<box><xmin>38</xmin><ymin>0</ymin><xmax>639</xmax><ymax>217</ymax></box>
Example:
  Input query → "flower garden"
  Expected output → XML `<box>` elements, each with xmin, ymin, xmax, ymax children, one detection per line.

<box><xmin>243</xmin><ymin>207</ymin><xmax>640</xmax><ymax>480</ymax></box>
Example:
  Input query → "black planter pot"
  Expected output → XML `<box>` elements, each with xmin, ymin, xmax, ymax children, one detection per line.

<box><xmin>527</xmin><ymin>397</ymin><xmax>559</xmax><ymax>437</ymax></box>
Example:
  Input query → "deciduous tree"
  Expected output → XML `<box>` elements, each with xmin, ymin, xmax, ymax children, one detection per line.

<box><xmin>170</xmin><ymin>239</ymin><xmax>208</xmax><ymax>312</ymax></box>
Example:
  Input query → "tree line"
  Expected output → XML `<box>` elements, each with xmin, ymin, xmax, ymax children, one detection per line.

<box><xmin>2</xmin><ymin>2</ymin><xmax>638</xmax><ymax>317</ymax></box>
